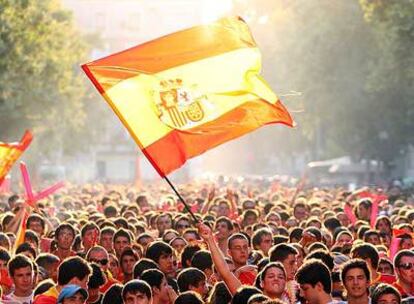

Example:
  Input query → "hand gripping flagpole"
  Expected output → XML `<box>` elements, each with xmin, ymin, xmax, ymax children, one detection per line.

<box><xmin>163</xmin><ymin>176</ymin><xmax>198</xmax><ymax>223</ymax></box>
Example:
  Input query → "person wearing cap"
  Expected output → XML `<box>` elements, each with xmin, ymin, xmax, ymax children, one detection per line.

<box><xmin>33</xmin><ymin>257</ymin><xmax>92</xmax><ymax>304</ymax></box>
<box><xmin>57</xmin><ymin>285</ymin><xmax>88</xmax><ymax>304</ymax></box>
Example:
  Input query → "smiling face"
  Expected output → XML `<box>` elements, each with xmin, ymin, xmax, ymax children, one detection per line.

<box><xmin>261</xmin><ymin>266</ymin><xmax>287</xmax><ymax>298</ymax></box>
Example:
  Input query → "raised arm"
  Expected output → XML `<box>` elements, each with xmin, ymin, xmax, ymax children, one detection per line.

<box><xmin>197</xmin><ymin>222</ymin><xmax>241</xmax><ymax>295</ymax></box>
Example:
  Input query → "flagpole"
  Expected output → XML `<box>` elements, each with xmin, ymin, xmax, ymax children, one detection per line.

<box><xmin>163</xmin><ymin>176</ymin><xmax>198</xmax><ymax>223</ymax></box>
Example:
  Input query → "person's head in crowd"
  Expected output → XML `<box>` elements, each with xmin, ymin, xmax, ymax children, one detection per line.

<box><xmin>122</xmin><ymin>279</ymin><xmax>152</xmax><ymax>304</ymax></box>
<box><xmin>335</xmin><ymin>230</ymin><xmax>354</xmax><ymax>246</ymax></box>
<box><xmin>102</xmin><ymin>283</ymin><xmax>123</xmax><ymax>304</ymax></box>
<box><xmin>8</xmin><ymin>254</ymin><xmax>34</xmax><ymax>298</ymax></box>
<box><xmin>26</xmin><ymin>214</ymin><xmax>47</xmax><ymax>237</ymax></box>
<box><xmin>175</xmin><ymin>290</ymin><xmax>204</xmax><ymax>304</ymax></box>
<box><xmin>378</xmin><ymin>258</ymin><xmax>394</xmax><ymax>275</ymax></box>
<box><xmin>103</xmin><ymin>204</ymin><xmax>118</xmax><ymax>219</ymax></box>
<box><xmin>351</xmin><ymin>243</ymin><xmax>379</xmax><ymax>277</ymax></box>
<box><xmin>191</xmin><ymin>250</ymin><xmax>213</xmax><ymax>279</ymax></box>
<box><xmin>0</xmin><ymin>247</ymin><xmax>11</xmax><ymax>272</ymax></box>
<box><xmin>398</xmin><ymin>234</ymin><xmax>413</xmax><ymax>250</ymax></box>
<box><xmin>35</xmin><ymin>253</ymin><xmax>60</xmax><ymax>282</ymax></box>
<box><xmin>308</xmin><ymin>242</ymin><xmax>329</xmax><ymax>253</ymax></box>
<box><xmin>371</xmin><ymin>283</ymin><xmax>401</xmax><ymax>304</ymax></box>
<box><xmin>133</xmin><ymin>258</ymin><xmax>159</xmax><ymax>279</ymax></box>
<box><xmin>87</xmin><ymin>263</ymin><xmax>106</xmax><ymax>303</ymax></box>
<box><xmin>0</xmin><ymin>232</ymin><xmax>11</xmax><ymax>251</ymax></box>
<box><xmin>289</xmin><ymin>227</ymin><xmax>303</xmax><ymax>243</ymax></box>
<box><xmin>57</xmin><ymin>256</ymin><xmax>92</xmax><ymax>289</ymax></box>
<box><xmin>8</xmin><ymin>194</ymin><xmax>20</xmax><ymax>210</ymax></box>
<box><xmin>146</xmin><ymin>241</ymin><xmax>176</xmax><ymax>278</ymax></box>
<box><xmin>394</xmin><ymin>250</ymin><xmax>414</xmax><ymax>293</ymax></box>
<box><xmin>228</xmin><ymin>233</ymin><xmax>250</xmax><ymax>269</ymax></box>
<box><xmin>216</xmin><ymin>198</ymin><xmax>232</xmax><ymax>218</ymax></box>
<box><xmin>375</xmin><ymin>216</ymin><xmax>392</xmax><ymax>236</ymax></box>
<box><xmin>231</xmin><ymin>285</ymin><xmax>262</xmax><ymax>304</ymax></box>
<box><xmin>296</xmin><ymin>259</ymin><xmax>332</xmax><ymax>304</ymax></box>
<box><xmin>306</xmin><ymin>217</ymin><xmax>322</xmax><ymax>229</ymax></box>
<box><xmin>258</xmin><ymin>262</ymin><xmax>286</xmax><ymax>299</ymax></box>
<box><xmin>341</xmin><ymin>259</ymin><xmax>371</xmax><ymax>303</ymax></box>
<box><xmin>252</xmin><ymin>228</ymin><xmax>273</xmax><ymax>257</ymax></box>
<box><xmin>357</xmin><ymin>199</ymin><xmax>372</xmax><ymax>221</ymax></box>
<box><xmin>182</xmin><ymin>228</ymin><xmax>200</xmax><ymax>243</ymax></box>
<box><xmin>265</xmin><ymin>212</ymin><xmax>282</xmax><ymax>227</ymax></box>
<box><xmin>137</xmin><ymin>233</ymin><xmax>155</xmax><ymax>250</ymax></box>
<box><xmin>363</xmin><ymin>230</ymin><xmax>382</xmax><ymax>246</ymax></box>
<box><xmin>25</xmin><ymin>229</ymin><xmax>40</xmax><ymax>250</ymax></box>
<box><xmin>108</xmin><ymin>253</ymin><xmax>120</xmax><ymax>279</ymax></box>
<box><xmin>247</xmin><ymin>294</ymin><xmax>271</xmax><ymax>304</ymax></box>
<box><xmin>293</xmin><ymin>199</ymin><xmax>309</xmax><ymax>222</ymax></box>
<box><xmin>208</xmin><ymin>281</ymin><xmax>232</xmax><ymax>304</ymax></box>
<box><xmin>113</xmin><ymin>228</ymin><xmax>132</xmax><ymax>258</ymax></box>
<box><xmin>242</xmin><ymin>210</ymin><xmax>259</xmax><ymax>229</ymax></box>
<box><xmin>306</xmin><ymin>250</ymin><xmax>334</xmax><ymax>271</ymax></box>
<box><xmin>174</xmin><ymin>216</ymin><xmax>191</xmax><ymax>235</ymax></box>
<box><xmin>16</xmin><ymin>242</ymin><xmax>37</xmax><ymax>259</ymax></box>
<box><xmin>136</xmin><ymin>194</ymin><xmax>150</xmax><ymax>211</ymax></box>
<box><xmin>72</xmin><ymin>235</ymin><xmax>83</xmax><ymax>253</ymax></box>
<box><xmin>181</xmin><ymin>244</ymin><xmax>201</xmax><ymax>269</ymax></box>
<box><xmin>120</xmin><ymin>247</ymin><xmax>139</xmax><ymax>283</ymax></box>
<box><xmin>292</xmin><ymin>243</ymin><xmax>305</xmax><ymax>268</ymax></box>
<box><xmin>177</xmin><ymin>267</ymin><xmax>208</xmax><ymax>298</ymax></box>
<box><xmin>141</xmin><ymin>269</ymin><xmax>172</xmax><ymax>304</ymax></box>
<box><xmin>336</xmin><ymin>212</ymin><xmax>351</xmax><ymax>228</ymax></box>
<box><xmin>57</xmin><ymin>284</ymin><xmax>88</xmax><ymax>304</ymax></box>
<box><xmin>87</xmin><ymin>246</ymin><xmax>109</xmax><ymax>272</ymax></box>
<box><xmin>170</xmin><ymin>237</ymin><xmax>187</xmax><ymax>255</ymax></box>
<box><xmin>301</xmin><ymin>227</ymin><xmax>322</xmax><ymax>247</ymax></box>
<box><xmin>55</xmin><ymin>223</ymin><xmax>76</xmax><ymax>252</ymax></box>
<box><xmin>215</xmin><ymin>217</ymin><xmax>234</xmax><ymax>244</ymax></box>
<box><xmin>162</xmin><ymin>229</ymin><xmax>179</xmax><ymax>244</ymax></box>
<box><xmin>81</xmin><ymin>222</ymin><xmax>100</xmax><ymax>253</ymax></box>
<box><xmin>114</xmin><ymin>217</ymin><xmax>129</xmax><ymax>230</ymax></box>
<box><xmin>324</xmin><ymin>217</ymin><xmax>342</xmax><ymax>234</ymax></box>
<box><xmin>269</xmin><ymin>243</ymin><xmax>298</xmax><ymax>281</ymax></box>
<box><xmin>156</xmin><ymin>214</ymin><xmax>173</xmax><ymax>237</ymax></box>
<box><xmin>242</xmin><ymin>199</ymin><xmax>256</xmax><ymax>210</ymax></box>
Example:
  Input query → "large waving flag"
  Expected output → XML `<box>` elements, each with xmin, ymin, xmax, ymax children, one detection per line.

<box><xmin>82</xmin><ymin>16</ymin><xmax>293</xmax><ymax>176</ymax></box>
<box><xmin>0</xmin><ymin>131</ymin><xmax>33</xmax><ymax>185</ymax></box>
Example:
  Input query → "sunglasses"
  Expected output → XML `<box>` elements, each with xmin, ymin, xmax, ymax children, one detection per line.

<box><xmin>90</xmin><ymin>259</ymin><xmax>108</xmax><ymax>266</ymax></box>
<box><xmin>398</xmin><ymin>263</ymin><xmax>414</xmax><ymax>270</ymax></box>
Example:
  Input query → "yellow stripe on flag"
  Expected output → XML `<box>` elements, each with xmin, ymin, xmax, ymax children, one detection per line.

<box><xmin>0</xmin><ymin>131</ymin><xmax>33</xmax><ymax>185</ymax></box>
<box><xmin>82</xmin><ymin>16</ymin><xmax>293</xmax><ymax>176</ymax></box>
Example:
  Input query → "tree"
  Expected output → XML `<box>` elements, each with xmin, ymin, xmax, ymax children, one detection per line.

<box><xmin>359</xmin><ymin>0</ymin><xmax>414</xmax><ymax>173</ymax></box>
<box><xmin>0</xmin><ymin>0</ymin><xmax>93</xmax><ymax>158</ymax></box>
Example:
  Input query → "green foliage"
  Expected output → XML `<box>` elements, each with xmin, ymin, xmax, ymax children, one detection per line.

<box><xmin>0</xmin><ymin>0</ymin><xmax>92</xmax><ymax>156</ymax></box>
<box><xmin>232</xmin><ymin>0</ymin><xmax>414</xmax><ymax>174</ymax></box>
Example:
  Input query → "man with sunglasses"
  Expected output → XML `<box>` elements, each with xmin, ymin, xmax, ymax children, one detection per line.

<box><xmin>393</xmin><ymin>250</ymin><xmax>414</xmax><ymax>298</ymax></box>
<box><xmin>86</xmin><ymin>246</ymin><xmax>119</xmax><ymax>293</ymax></box>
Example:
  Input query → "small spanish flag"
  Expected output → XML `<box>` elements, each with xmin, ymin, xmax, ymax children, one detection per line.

<box><xmin>82</xmin><ymin>16</ymin><xmax>293</xmax><ymax>176</ymax></box>
<box><xmin>0</xmin><ymin>131</ymin><xmax>33</xmax><ymax>185</ymax></box>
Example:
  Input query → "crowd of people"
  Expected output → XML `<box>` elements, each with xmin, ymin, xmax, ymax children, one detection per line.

<box><xmin>0</xmin><ymin>178</ymin><xmax>413</xmax><ymax>304</ymax></box>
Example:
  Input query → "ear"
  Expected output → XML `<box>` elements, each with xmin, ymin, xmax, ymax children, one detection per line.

<box><xmin>316</xmin><ymin>282</ymin><xmax>324</xmax><ymax>292</ymax></box>
<box><xmin>152</xmin><ymin>286</ymin><xmax>160</xmax><ymax>296</ymax></box>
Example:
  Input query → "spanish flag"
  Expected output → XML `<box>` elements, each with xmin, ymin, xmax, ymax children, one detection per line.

<box><xmin>0</xmin><ymin>131</ymin><xmax>33</xmax><ymax>185</ymax></box>
<box><xmin>82</xmin><ymin>16</ymin><xmax>293</xmax><ymax>176</ymax></box>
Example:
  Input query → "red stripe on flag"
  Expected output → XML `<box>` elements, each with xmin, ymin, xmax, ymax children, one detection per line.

<box><xmin>142</xmin><ymin>99</ymin><xmax>293</xmax><ymax>176</ymax></box>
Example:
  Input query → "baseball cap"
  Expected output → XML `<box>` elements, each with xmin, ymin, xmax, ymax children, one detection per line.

<box><xmin>57</xmin><ymin>284</ymin><xmax>88</xmax><ymax>303</ymax></box>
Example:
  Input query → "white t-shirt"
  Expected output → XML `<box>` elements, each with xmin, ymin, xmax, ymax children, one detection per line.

<box><xmin>1</xmin><ymin>291</ymin><xmax>34</xmax><ymax>304</ymax></box>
